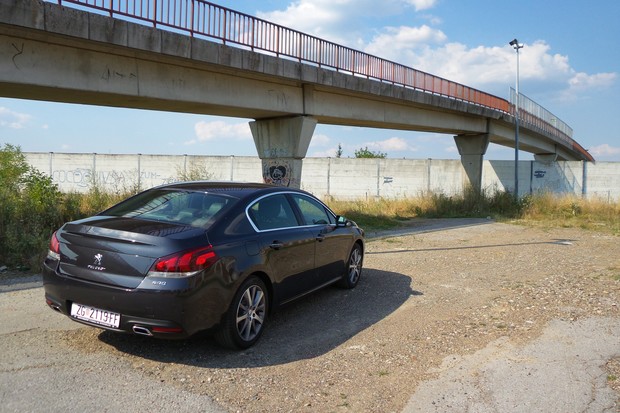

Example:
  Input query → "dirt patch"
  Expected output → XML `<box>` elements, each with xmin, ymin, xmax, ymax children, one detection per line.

<box><xmin>48</xmin><ymin>220</ymin><xmax>619</xmax><ymax>412</ymax></box>
<box><xmin>608</xmin><ymin>358</ymin><xmax>620</xmax><ymax>394</ymax></box>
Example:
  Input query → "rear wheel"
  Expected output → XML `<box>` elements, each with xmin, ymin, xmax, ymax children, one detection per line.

<box><xmin>339</xmin><ymin>243</ymin><xmax>363</xmax><ymax>289</ymax></box>
<box><xmin>215</xmin><ymin>276</ymin><xmax>268</xmax><ymax>349</ymax></box>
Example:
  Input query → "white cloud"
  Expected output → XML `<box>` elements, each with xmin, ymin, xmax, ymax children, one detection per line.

<box><xmin>187</xmin><ymin>120</ymin><xmax>252</xmax><ymax>145</ymax></box>
<box><xmin>412</xmin><ymin>133</ymin><xmax>447</xmax><ymax>143</ymax></box>
<box><xmin>588</xmin><ymin>143</ymin><xmax>620</xmax><ymax>159</ymax></box>
<box><xmin>365</xmin><ymin>37</ymin><xmax>576</xmax><ymax>88</ymax></box>
<box><xmin>517</xmin><ymin>41</ymin><xmax>572</xmax><ymax>80</ymax></box>
<box><xmin>444</xmin><ymin>145</ymin><xmax>458</xmax><ymax>154</ymax></box>
<box><xmin>0</xmin><ymin>107</ymin><xmax>31</xmax><ymax>129</ymax></box>
<box><xmin>363</xmin><ymin>31</ymin><xmax>618</xmax><ymax>100</ymax></box>
<box><xmin>362</xmin><ymin>137</ymin><xmax>416</xmax><ymax>153</ymax></box>
<box><xmin>364</xmin><ymin>25</ymin><xmax>447</xmax><ymax>56</ymax></box>
<box><xmin>256</xmin><ymin>0</ymin><xmax>440</xmax><ymax>48</ymax></box>
<box><xmin>407</xmin><ymin>0</ymin><xmax>438</xmax><ymax>11</ymax></box>
<box><xmin>309</xmin><ymin>133</ymin><xmax>331</xmax><ymax>147</ymax></box>
<box><xmin>257</xmin><ymin>0</ymin><xmax>357</xmax><ymax>45</ymax></box>
<box><xmin>310</xmin><ymin>146</ymin><xmax>341</xmax><ymax>157</ymax></box>
<box><xmin>555</xmin><ymin>71</ymin><xmax>617</xmax><ymax>102</ymax></box>
<box><xmin>568</xmin><ymin>72</ymin><xmax>616</xmax><ymax>91</ymax></box>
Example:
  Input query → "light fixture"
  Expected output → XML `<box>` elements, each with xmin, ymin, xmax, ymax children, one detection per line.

<box><xmin>510</xmin><ymin>38</ymin><xmax>523</xmax><ymax>197</ymax></box>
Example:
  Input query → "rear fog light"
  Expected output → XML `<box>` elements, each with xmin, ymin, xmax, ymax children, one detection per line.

<box><xmin>152</xmin><ymin>326</ymin><xmax>183</xmax><ymax>334</ymax></box>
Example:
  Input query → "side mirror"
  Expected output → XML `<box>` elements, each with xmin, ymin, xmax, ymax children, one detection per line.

<box><xmin>336</xmin><ymin>215</ymin><xmax>352</xmax><ymax>227</ymax></box>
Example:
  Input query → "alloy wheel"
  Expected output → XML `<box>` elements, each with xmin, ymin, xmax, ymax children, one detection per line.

<box><xmin>235</xmin><ymin>284</ymin><xmax>266</xmax><ymax>342</ymax></box>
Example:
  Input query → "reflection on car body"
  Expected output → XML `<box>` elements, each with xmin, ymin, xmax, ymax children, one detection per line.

<box><xmin>43</xmin><ymin>182</ymin><xmax>364</xmax><ymax>349</ymax></box>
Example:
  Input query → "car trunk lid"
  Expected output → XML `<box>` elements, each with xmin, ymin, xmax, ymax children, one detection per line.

<box><xmin>56</xmin><ymin>216</ymin><xmax>208</xmax><ymax>289</ymax></box>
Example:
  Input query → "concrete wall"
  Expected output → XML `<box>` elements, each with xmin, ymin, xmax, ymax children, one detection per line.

<box><xmin>23</xmin><ymin>152</ymin><xmax>620</xmax><ymax>202</ymax></box>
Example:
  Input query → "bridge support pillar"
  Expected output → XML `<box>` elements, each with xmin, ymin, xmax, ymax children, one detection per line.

<box><xmin>454</xmin><ymin>134</ymin><xmax>489</xmax><ymax>192</ymax></box>
<box><xmin>250</xmin><ymin>116</ymin><xmax>318</xmax><ymax>188</ymax></box>
<box><xmin>534</xmin><ymin>153</ymin><xmax>558</xmax><ymax>164</ymax></box>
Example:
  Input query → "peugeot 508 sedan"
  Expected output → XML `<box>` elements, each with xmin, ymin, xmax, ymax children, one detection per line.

<box><xmin>43</xmin><ymin>182</ymin><xmax>364</xmax><ymax>349</ymax></box>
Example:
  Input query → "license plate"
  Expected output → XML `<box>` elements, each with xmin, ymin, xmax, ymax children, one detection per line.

<box><xmin>70</xmin><ymin>303</ymin><xmax>121</xmax><ymax>328</ymax></box>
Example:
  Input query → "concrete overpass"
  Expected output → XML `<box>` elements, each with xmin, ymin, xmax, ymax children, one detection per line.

<box><xmin>0</xmin><ymin>0</ymin><xmax>593</xmax><ymax>189</ymax></box>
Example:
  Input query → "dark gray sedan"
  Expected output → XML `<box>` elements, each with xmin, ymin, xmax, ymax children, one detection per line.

<box><xmin>43</xmin><ymin>182</ymin><xmax>364</xmax><ymax>349</ymax></box>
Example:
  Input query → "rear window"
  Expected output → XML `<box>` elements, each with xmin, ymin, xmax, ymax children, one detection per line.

<box><xmin>103</xmin><ymin>190</ymin><xmax>234</xmax><ymax>228</ymax></box>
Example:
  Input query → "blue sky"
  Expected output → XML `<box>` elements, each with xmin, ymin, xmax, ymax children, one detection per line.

<box><xmin>1</xmin><ymin>0</ymin><xmax>619</xmax><ymax>161</ymax></box>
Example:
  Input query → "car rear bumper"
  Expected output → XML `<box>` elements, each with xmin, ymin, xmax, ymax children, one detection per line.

<box><xmin>42</xmin><ymin>259</ymin><xmax>231</xmax><ymax>339</ymax></box>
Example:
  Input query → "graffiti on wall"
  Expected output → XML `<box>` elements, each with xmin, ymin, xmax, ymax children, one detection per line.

<box><xmin>51</xmin><ymin>168</ymin><xmax>174</xmax><ymax>190</ymax></box>
<box><xmin>263</xmin><ymin>160</ymin><xmax>292</xmax><ymax>187</ymax></box>
<box><xmin>52</xmin><ymin>168</ymin><xmax>93</xmax><ymax>187</ymax></box>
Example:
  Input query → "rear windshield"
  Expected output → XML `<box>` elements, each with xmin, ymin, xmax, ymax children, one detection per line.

<box><xmin>102</xmin><ymin>189</ymin><xmax>235</xmax><ymax>228</ymax></box>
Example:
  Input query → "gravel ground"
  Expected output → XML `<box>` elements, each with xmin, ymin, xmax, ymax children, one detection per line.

<box><xmin>1</xmin><ymin>219</ymin><xmax>619</xmax><ymax>412</ymax></box>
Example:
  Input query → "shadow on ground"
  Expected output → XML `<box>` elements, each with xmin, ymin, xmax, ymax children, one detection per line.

<box><xmin>97</xmin><ymin>267</ymin><xmax>420</xmax><ymax>368</ymax></box>
<box><xmin>367</xmin><ymin>218</ymin><xmax>495</xmax><ymax>239</ymax></box>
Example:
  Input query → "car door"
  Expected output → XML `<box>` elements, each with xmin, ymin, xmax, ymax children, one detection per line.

<box><xmin>290</xmin><ymin>194</ymin><xmax>351</xmax><ymax>286</ymax></box>
<box><xmin>248</xmin><ymin>194</ymin><xmax>316</xmax><ymax>304</ymax></box>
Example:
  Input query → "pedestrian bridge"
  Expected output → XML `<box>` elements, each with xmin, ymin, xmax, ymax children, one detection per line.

<box><xmin>0</xmin><ymin>0</ymin><xmax>593</xmax><ymax>190</ymax></box>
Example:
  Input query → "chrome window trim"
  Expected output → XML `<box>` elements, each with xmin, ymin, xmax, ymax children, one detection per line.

<box><xmin>245</xmin><ymin>191</ymin><xmax>336</xmax><ymax>233</ymax></box>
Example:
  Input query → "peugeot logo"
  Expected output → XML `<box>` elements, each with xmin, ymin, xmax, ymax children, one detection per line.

<box><xmin>94</xmin><ymin>253</ymin><xmax>103</xmax><ymax>266</ymax></box>
<box><xmin>88</xmin><ymin>253</ymin><xmax>106</xmax><ymax>271</ymax></box>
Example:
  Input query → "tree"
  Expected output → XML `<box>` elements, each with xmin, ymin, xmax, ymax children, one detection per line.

<box><xmin>335</xmin><ymin>143</ymin><xmax>343</xmax><ymax>158</ymax></box>
<box><xmin>354</xmin><ymin>146</ymin><xmax>387</xmax><ymax>158</ymax></box>
<box><xmin>0</xmin><ymin>143</ymin><xmax>30</xmax><ymax>193</ymax></box>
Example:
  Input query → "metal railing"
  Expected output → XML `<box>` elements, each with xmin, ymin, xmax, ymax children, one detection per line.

<box><xmin>510</xmin><ymin>89</ymin><xmax>591</xmax><ymax>160</ymax></box>
<box><xmin>52</xmin><ymin>0</ymin><xmax>592</xmax><ymax>161</ymax></box>
<box><xmin>511</xmin><ymin>88</ymin><xmax>573</xmax><ymax>139</ymax></box>
<box><xmin>55</xmin><ymin>0</ymin><xmax>509</xmax><ymax>112</ymax></box>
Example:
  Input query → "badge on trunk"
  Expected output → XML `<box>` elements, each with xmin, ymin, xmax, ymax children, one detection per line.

<box><xmin>88</xmin><ymin>253</ymin><xmax>106</xmax><ymax>271</ymax></box>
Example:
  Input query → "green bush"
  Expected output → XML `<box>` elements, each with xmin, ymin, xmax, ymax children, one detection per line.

<box><xmin>61</xmin><ymin>192</ymin><xmax>84</xmax><ymax>223</ymax></box>
<box><xmin>0</xmin><ymin>145</ymin><xmax>63</xmax><ymax>270</ymax></box>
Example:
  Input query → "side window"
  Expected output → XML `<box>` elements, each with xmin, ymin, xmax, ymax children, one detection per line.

<box><xmin>248</xmin><ymin>194</ymin><xmax>299</xmax><ymax>230</ymax></box>
<box><xmin>292</xmin><ymin>195</ymin><xmax>334</xmax><ymax>226</ymax></box>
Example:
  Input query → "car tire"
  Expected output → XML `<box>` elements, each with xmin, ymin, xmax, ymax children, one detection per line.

<box><xmin>215</xmin><ymin>276</ymin><xmax>269</xmax><ymax>349</ymax></box>
<box><xmin>338</xmin><ymin>243</ymin><xmax>363</xmax><ymax>289</ymax></box>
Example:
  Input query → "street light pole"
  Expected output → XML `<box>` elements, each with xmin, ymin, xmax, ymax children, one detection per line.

<box><xmin>509</xmin><ymin>38</ymin><xmax>523</xmax><ymax>198</ymax></box>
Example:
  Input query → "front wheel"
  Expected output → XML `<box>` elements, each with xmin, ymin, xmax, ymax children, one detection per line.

<box><xmin>338</xmin><ymin>243</ymin><xmax>363</xmax><ymax>289</ymax></box>
<box><xmin>215</xmin><ymin>276</ymin><xmax>269</xmax><ymax>349</ymax></box>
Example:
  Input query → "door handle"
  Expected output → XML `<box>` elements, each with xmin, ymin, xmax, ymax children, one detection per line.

<box><xmin>269</xmin><ymin>241</ymin><xmax>284</xmax><ymax>250</ymax></box>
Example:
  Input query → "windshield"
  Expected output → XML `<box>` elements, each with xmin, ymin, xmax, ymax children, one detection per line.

<box><xmin>103</xmin><ymin>189</ymin><xmax>235</xmax><ymax>228</ymax></box>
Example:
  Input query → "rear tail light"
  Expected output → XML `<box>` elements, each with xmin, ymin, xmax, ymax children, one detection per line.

<box><xmin>147</xmin><ymin>245</ymin><xmax>218</xmax><ymax>278</ymax></box>
<box><xmin>47</xmin><ymin>231</ymin><xmax>60</xmax><ymax>260</ymax></box>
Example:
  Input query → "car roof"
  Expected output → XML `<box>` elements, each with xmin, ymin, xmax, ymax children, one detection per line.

<box><xmin>155</xmin><ymin>181</ymin><xmax>307</xmax><ymax>199</ymax></box>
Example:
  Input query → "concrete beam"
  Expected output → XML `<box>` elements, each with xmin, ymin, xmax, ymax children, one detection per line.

<box><xmin>454</xmin><ymin>134</ymin><xmax>489</xmax><ymax>192</ymax></box>
<box><xmin>249</xmin><ymin>116</ymin><xmax>318</xmax><ymax>188</ymax></box>
<box><xmin>307</xmin><ymin>86</ymin><xmax>488</xmax><ymax>134</ymax></box>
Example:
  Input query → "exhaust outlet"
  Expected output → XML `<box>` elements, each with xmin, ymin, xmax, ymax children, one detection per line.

<box><xmin>45</xmin><ymin>299</ymin><xmax>62</xmax><ymax>312</ymax></box>
<box><xmin>132</xmin><ymin>325</ymin><xmax>153</xmax><ymax>336</ymax></box>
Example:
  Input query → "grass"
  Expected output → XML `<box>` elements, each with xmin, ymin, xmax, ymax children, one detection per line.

<box><xmin>326</xmin><ymin>190</ymin><xmax>620</xmax><ymax>235</ymax></box>
<box><xmin>517</xmin><ymin>192</ymin><xmax>620</xmax><ymax>233</ymax></box>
